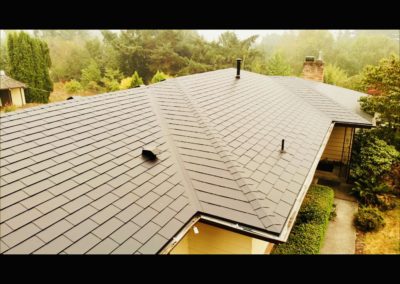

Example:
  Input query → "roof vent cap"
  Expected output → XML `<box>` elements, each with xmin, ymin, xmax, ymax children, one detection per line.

<box><xmin>142</xmin><ymin>147</ymin><xmax>161</xmax><ymax>161</ymax></box>
<box><xmin>66</xmin><ymin>96</ymin><xmax>81</xmax><ymax>100</ymax></box>
<box><xmin>305</xmin><ymin>56</ymin><xmax>315</xmax><ymax>62</ymax></box>
<box><xmin>236</xmin><ymin>58</ymin><xmax>242</xmax><ymax>79</ymax></box>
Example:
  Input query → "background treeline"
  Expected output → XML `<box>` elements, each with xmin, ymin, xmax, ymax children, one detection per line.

<box><xmin>1</xmin><ymin>30</ymin><xmax>398</xmax><ymax>97</ymax></box>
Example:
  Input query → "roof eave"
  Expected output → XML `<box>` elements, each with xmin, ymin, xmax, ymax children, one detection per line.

<box><xmin>333</xmin><ymin>121</ymin><xmax>373</xmax><ymax>129</ymax></box>
<box><xmin>277</xmin><ymin>122</ymin><xmax>336</xmax><ymax>243</ymax></box>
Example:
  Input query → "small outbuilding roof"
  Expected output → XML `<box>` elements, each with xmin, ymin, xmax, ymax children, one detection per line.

<box><xmin>0</xmin><ymin>71</ymin><xmax>27</xmax><ymax>90</ymax></box>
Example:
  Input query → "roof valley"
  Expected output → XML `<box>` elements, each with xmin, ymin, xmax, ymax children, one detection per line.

<box><xmin>150</xmin><ymin>78</ymin><xmax>266</xmax><ymax>229</ymax></box>
<box><xmin>144</xmin><ymin>85</ymin><xmax>203</xmax><ymax>214</ymax></box>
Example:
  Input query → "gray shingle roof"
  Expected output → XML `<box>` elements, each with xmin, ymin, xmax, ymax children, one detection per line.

<box><xmin>0</xmin><ymin>68</ymin><xmax>372</xmax><ymax>254</ymax></box>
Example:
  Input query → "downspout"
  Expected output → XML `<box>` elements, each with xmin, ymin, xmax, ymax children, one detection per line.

<box><xmin>339</xmin><ymin>127</ymin><xmax>347</xmax><ymax>177</ymax></box>
<box><xmin>346</xmin><ymin>128</ymin><xmax>355</xmax><ymax>183</ymax></box>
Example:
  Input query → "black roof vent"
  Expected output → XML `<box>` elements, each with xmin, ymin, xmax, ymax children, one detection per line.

<box><xmin>66</xmin><ymin>96</ymin><xmax>81</xmax><ymax>100</ymax></box>
<box><xmin>142</xmin><ymin>147</ymin><xmax>161</xmax><ymax>161</ymax></box>
<box><xmin>280</xmin><ymin>139</ymin><xmax>286</xmax><ymax>153</ymax></box>
<box><xmin>236</xmin><ymin>58</ymin><xmax>242</xmax><ymax>79</ymax></box>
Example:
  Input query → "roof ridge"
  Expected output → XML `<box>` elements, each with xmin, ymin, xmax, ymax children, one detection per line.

<box><xmin>273</xmin><ymin>77</ymin><xmax>370</xmax><ymax>125</ymax></box>
<box><xmin>173</xmin><ymin>78</ymin><xmax>274</xmax><ymax>229</ymax></box>
<box><xmin>297</xmin><ymin>79</ymin><xmax>372</xmax><ymax>125</ymax></box>
<box><xmin>144</xmin><ymin>84</ymin><xmax>203</xmax><ymax>214</ymax></box>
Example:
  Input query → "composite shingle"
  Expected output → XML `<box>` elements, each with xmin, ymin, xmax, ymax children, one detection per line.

<box><xmin>0</xmin><ymin>68</ymin><xmax>372</xmax><ymax>255</ymax></box>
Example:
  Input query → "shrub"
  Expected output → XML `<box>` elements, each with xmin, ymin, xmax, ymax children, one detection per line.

<box><xmin>376</xmin><ymin>194</ymin><xmax>398</xmax><ymax>211</ymax></box>
<box><xmin>151</xmin><ymin>70</ymin><xmax>169</xmax><ymax>84</ymax></box>
<box><xmin>298</xmin><ymin>185</ymin><xmax>335</xmax><ymax>224</ymax></box>
<box><xmin>86</xmin><ymin>81</ymin><xmax>102</xmax><ymax>92</ymax></box>
<box><xmin>354</xmin><ymin>207</ymin><xmax>385</xmax><ymax>232</ymax></box>
<box><xmin>65</xmin><ymin>80</ymin><xmax>83</xmax><ymax>94</ymax></box>
<box><xmin>272</xmin><ymin>185</ymin><xmax>334</xmax><ymax>254</ymax></box>
<box><xmin>130</xmin><ymin>71</ymin><xmax>144</xmax><ymax>88</ymax></box>
<box><xmin>119</xmin><ymin>77</ymin><xmax>133</xmax><ymax>90</ymax></box>
<box><xmin>350</xmin><ymin>130</ymin><xmax>400</xmax><ymax>204</ymax></box>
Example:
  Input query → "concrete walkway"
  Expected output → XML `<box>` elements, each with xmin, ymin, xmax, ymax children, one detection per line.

<box><xmin>320</xmin><ymin>198</ymin><xmax>358</xmax><ymax>254</ymax></box>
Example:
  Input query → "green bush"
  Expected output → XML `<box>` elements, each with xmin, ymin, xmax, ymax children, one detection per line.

<box><xmin>376</xmin><ymin>194</ymin><xmax>398</xmax><ymax>211</ymax></box>
<box><xmin>65</xmin><ymin>80</ymin><xmax>83</xmax><ymax>94</ymax></box>
<box><xmin>350</xmin><ymin>130</ymin><xmax>399</xmax><ymax>204</ymax></box>
<box><xmin>130</xmin><ymin>71</ymin><xmax>144</xmax><ymax>88</ymax></box>
<box><xmin>119</xmin><ymin>77</ymin><xmax>133</xmax><ymax>90</ymax></box>
<box><xmin>272</xmin><ymin>185</ymin><xmax>334</xmax><ymax>254</ymax></box>
<box><xmin>272</xmin><ymin>223</ymin><xmax>323</xmax><ymax>254</ymax></box>
<box><xmin>298</xmin><ymin>185</ymin><xmax>335</xmax><ymax>224</ymax></box>
<box><xmin>151</xmin><ymin>70</ymin><xmax>169</xmax><ymax>84</ymax></box>
<box><xmin>354</xmin><ymin>207</ymin><xmax>385</xmax><ymax>232</ymax></box>
<box><xmin>86</xmin><ymin>81</ymin><xmax>102</xmax><ymax>92</ymax></box>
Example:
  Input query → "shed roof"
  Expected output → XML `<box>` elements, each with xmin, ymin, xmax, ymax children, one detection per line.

<box><xmin>0</xmin><ymin>72</ymin><xmax>27</xmax><ymax>90</ymax></box>
<box><xmin>0</xmin><ymin>68</ymin><xmax>372</xmax><ymax>254</ymax></box>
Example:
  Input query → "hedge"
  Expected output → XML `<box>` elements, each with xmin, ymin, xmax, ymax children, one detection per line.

<box><xmin>272</xmin><ymin>184</ymin><xmax>334</xmax><ymax>254</ymax></box>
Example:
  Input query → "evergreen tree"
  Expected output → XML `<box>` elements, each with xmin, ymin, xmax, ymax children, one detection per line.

<box><xmin>265</xmin><ymin>52</ymin><xmax>292</xmax><ymax>76</ymax></box>
<box><xmin>81</xmin><ymin>60</ymin><xmax>101</xmax><ymax>87</ymax></box>
<box><xmin>7</xmin><ymin>31</ymin><xmax>53</xmax><ymax>103</ymax></box>
<box><xmin>130</xmin><ymin>71</ymin><xmax>144</xmax><ymax>88</ymax></box>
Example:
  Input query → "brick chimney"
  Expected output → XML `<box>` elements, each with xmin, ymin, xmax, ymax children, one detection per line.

<box><xmin>301</xmin><ymin>51</ymin><xmax>324</xmax><ymax>82</ymax></box>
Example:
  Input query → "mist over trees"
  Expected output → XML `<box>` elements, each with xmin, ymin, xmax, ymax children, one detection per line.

<box><xmin>0</xmin><ymin>30</ymin><xmax>398</xmax><ymax>94</ymax></box>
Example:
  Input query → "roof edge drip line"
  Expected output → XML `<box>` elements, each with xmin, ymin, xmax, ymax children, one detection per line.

<box><xmin>160</xmin><ymin>213</ymin><xmax>284</xmax><ymax>254</ymax></box>
<box><xmin>159</xmin><ymin>215</ymin><xmax>201</xmax><ymax>254</ymax></box>
<box><xmin>278</xmin><ymin>122</ymin><xmax>336</xmax><ymax>242</ymax></box>
<box><xmin>333</xmin><ymin>122</ymin><xmax>373</xmax><ymax>128</ymax></box>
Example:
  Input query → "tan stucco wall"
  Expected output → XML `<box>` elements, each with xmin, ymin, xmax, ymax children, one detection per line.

<box><xmin>10</xmin><ymin>88</ymin><xmax>25</xmax><ymax>107</ymax></box>
<box><xmin>170</xmin><ymin>222</ymin><xmax>272</xmax><ymax>254</ymax></box>
<box><xmin>21</xmin><ymin>88</ymin><xmax>26</xmax><ymax>104</ymax></box>
<box><xmin>321</xmin><ymin>126</ymin><xmax>352</xmax><ymax>163</ymax></box>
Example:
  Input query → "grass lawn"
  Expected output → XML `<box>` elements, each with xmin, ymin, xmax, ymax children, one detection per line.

<box><xmin>361</xmin><ymin>207</ymin><xmax>400</xmax><ymax>254</ymax></box>
<box><xmin>49</xmin><ymin>82</ymin><xmax>97</xmax><ymax>103</ymax></box>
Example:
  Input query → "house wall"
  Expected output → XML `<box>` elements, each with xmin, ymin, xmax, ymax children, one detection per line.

<box><xmin>321</xmin><ymin>126</ymin><xmax>352</xmax><ymax>163</ymax></box>
<box><xmin>10</xmin><ymin>88</ymin><xmax>25</xmax><ymax>107</ymax></box>
<box><xmin>21</xmin><ymin>88</ymin><xmax>26</xmax><ymax>105</ymax></box>
<box><xmin>169</xmin><ymin>222</ymin><xmax>273</xmax><ymax>254</ymax></box>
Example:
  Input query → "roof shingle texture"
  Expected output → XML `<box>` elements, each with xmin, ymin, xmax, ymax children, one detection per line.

<box><xmin>0</xmin><ymin>69</ymin><xmax>372</xmax><ymax>254</ymax></box>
